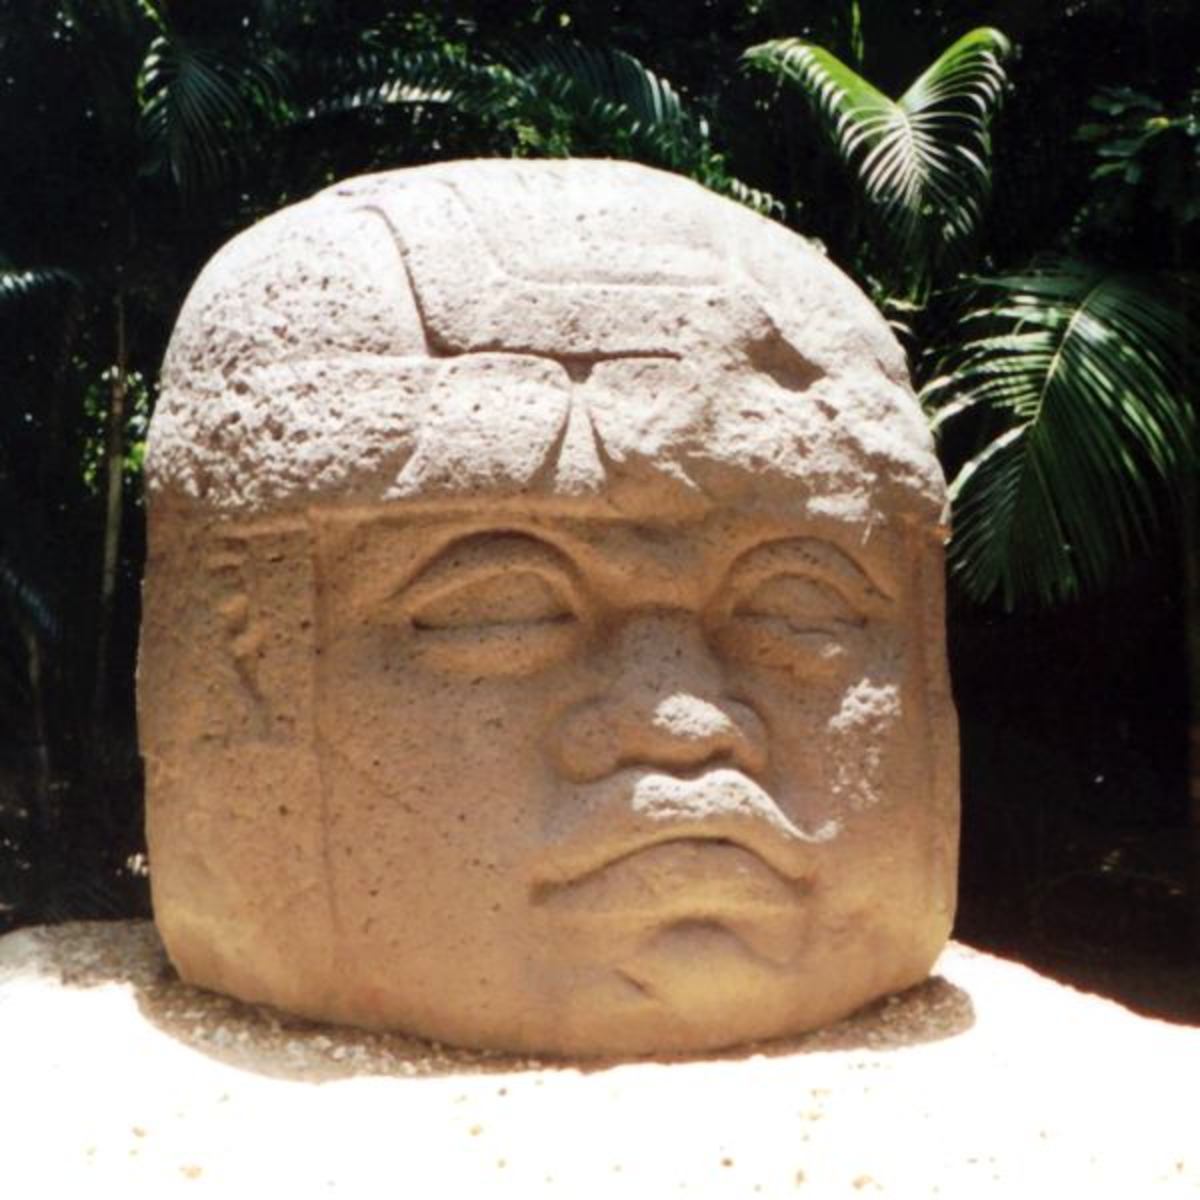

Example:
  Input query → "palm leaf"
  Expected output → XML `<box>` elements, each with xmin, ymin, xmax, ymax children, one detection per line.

<box><xmin>501</xmin><ymin>41</ymin><xmax>780</xmax><ymax>214</ymax></box>
<box><xmin>137</xmin><ymin>31</ymin><xmax>286</xmax><ymax>203</ymax></box>
<box><xmin>322</xmin><ymin>39</ymin><xmax>696</xmax><ymax>156</ymax></box>
<box><xmin>743</xmin><ymin>27</ymin><xmax>1010</xmax><ymax>292</ymax></box>
<box><xmin>0</xmin><ymin>265</ymin><xmax>82</xmax><ymax>308</ymax></box>
<box><xmin>0</xmin><ymin>559</ymin><xmax>59</xmax><ymax>643</ymax></box>
<box><xmin>294</xmin><ymin>38</ymin><xmax>780</xmax><ymax>216</ymax></box>
<box><xmin>295</xmin><ymin>42</ymin><xmax>523</xmax><ymax>139</ymax></box>
<box><xmin>923</xmin><ymin>260</ymin><xmax>1198</xmax><ymax>607</ymax></box>
<box><xmin>504</xmin><ymin>41</ymin><xmax>694</xmax><ymax>158</ymax></box>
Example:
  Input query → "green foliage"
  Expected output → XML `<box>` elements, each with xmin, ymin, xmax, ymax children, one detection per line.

<box><xmin>0</xmin><ymin>264</ymin><xmax>83</xmax><ymax>307</ymax></box>
<box><xmin>495</xmin><ymin>40</ymin><xmax>779</xmax><ymax>212</ymax></box>
<box><xmin>288</xmin><ymin>35</ymin><xmax>781</xmax><ymax>214</ymax></box>
<box><xmin>744</xmin><ymin>22</ymin><xmax>1197</xmax><ymax>614</ymax></box>
<box><xmin>743</xmin><ymin>27</ymin><xmax>1011</xmax><ymax>296</ymax></box>
<box><xmin>137</xmin><ymin>32</ymin><xmax>286</xmax><ymax>204</ymax></box>
<box><xmin>925</xmin><ymin>262</ymin><xmax>1197</xmax><ymax>608</ymax></box>
<box><xmin>80</xmin><ymin>370</ymin><xmax>151</xmax><ymax>495</ymax></box>
<box><xmin>504</xmin><ymin>40</ymin><xmax>698</xmax><ymax>154</ymax></box>
<box><xmin>1076</xmin><ymin>83</ymin><xmax>1200</xmax><ymax>233</ymax></box>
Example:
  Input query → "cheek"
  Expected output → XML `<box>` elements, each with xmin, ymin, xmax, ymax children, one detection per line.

<box><xmin>824</xmin><ymin>678</ymin><xmax>906</xmax><ymax>811</ymax></box>
<box><xmin>730</xmin><ymin>637</ymin><xmax>915</xmax><ymax>817</ymax></box>
<box><xmin>317</xmin><ymin>629</ymin><xmax>569</xmax><ymax>804</ymax></box>
<box><xmin>316</xmin><ymin>640</ymin><xmax>564</xmax><ymax>926</ymax></box>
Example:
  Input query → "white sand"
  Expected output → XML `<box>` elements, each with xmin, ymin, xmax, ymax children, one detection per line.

<box><xmin>0</xmin><ymin>920</ymin><xmax>1196</xmax><ymax>1198</ymax></box>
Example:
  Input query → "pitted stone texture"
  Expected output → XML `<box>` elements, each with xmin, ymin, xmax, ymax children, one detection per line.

<box><xmin>149</xmin><ymin>160</ymin><xmax>939</xmax><ymax>519</ymax></box>
<box><xmin>141</xmin><ymin>159</ymin><xmax>958</xmax><ymax>1057</ymax></box>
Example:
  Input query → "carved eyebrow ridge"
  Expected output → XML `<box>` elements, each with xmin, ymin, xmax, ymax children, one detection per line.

<box><xmin>722</xmin><ymin>537</ymin><xmax>893</xmax><ymax>612</ymax></box>
<box><xmin>396</xmin><ymin>531</ymin><xmax>585</xmax><ymax>618</ymax></box>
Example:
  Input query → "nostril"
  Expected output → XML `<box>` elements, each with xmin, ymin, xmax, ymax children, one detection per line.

<box><xmin>550</xmin><ymin>690</ymin><xmax>768</xmax><ymax>783</ymax></box>
<box><xmin>614</xmin><ymin>751</ymin><xmax>737</xmax><ymax>780</ymax></box>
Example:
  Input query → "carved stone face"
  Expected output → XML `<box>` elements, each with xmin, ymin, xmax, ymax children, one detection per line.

<box><xmin>312</xmin><ymin>495</ymin><xmax>951</xmax><ymax>1055</ymax></box>
<box><xmin>140</xmin><ymin>160</ymin><xmax>958</xmax><ymax>1056</ymax></box>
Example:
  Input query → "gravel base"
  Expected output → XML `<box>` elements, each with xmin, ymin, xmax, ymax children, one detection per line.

<box><xmin>1</xmin><ymin>920</ymin><xmax>1196</xmax><ymax>1198</ymax></box>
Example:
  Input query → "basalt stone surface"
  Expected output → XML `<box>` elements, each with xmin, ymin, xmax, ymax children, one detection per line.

<box><xmin>139</xmin><ymin>159</ymin><xmax>959</xmax><ymax>1057</ymax></box>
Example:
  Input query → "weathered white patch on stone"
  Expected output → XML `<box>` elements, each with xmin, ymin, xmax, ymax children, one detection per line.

<box><xmin>828</xmin><ymin>679</ymin><xmax>903</xmax><ymax>810</ymax></box>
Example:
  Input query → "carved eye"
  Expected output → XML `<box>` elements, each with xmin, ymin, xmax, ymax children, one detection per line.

<box><xmin>411</xmin><ymin>570</ymin><xmax>572</xmax><ymax>631</ymax></box>
<box><xmin>397</xmin><ymin>534</ymin><xmax>584</xmax><ymax>676</ymax></box>
<box><xmin>714</xmin><ymin>574</ymin><xmax>863</xmax><ymax>676</ymax></box>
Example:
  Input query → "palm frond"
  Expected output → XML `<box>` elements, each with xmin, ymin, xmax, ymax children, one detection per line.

<box><xmin>294</xmin><ymin>43</ymin><xmax>476</xmax><ymax>117</ymax></box>
<box><xmin>504</xmin><ymin>41</ymin><xmax>692</xmax><ymax>156</ymax></box>
<box><xmin>137</xmin><ymin>31</ymin><xmax>286</xmax><ymax>203</ymax></box>
<box><xmin>502</xmin><ymin>41</ymin><xmax>779</xmax><ymax>214</ymax></box>
<box><xmin>0</xmin><ymin>266</ymin><xmax>82</xmax><ymax>309</ymax></box>
<box><xmin>923</xmin><ymin>259</ymin><xmax>1198</xmax><ymax>607</ymax></box>
<box><xmin>743</xmin><ymin>27</ymin><xmax>1010</xmax><ymax>291</ymax></box>
<box><xmin>0</xmin><ymin>559</ymin><xmax>59</xmax><ymax>643</ymax></box>
<box><xmin>293</xmin><ymin>38</ymin><xmax>781</xmax><ymax>216</ymax></box>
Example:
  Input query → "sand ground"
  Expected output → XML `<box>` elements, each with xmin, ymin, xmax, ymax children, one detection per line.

<box><xmin>0</xmin><ymin>920</ymin><xmax>1196</xmax><ymax>1199</ymax></box>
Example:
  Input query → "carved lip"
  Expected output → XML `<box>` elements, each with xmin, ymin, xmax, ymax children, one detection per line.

<box><xmin>530</xmin><ymin>767</ymin><xmax>836</xmax><ymax>911</ymax></box>
<box><xmin>531</xmin><ymin>838</ymin><xmax>811</xmax><ymax>918</ymax></box>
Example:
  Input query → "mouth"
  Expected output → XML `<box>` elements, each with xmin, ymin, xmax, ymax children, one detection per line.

<box><xmin>531</xmin><ymin>835</ymin><xmax>812</xmax><ymax>918</ymax></box>
<box><xmin>531</xmin><ymin>766</ymin><xmax>835</xmax><ymax>916</ymax></box>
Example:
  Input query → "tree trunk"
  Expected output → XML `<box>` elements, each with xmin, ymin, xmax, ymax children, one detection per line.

<box><xmin>21</xmin><ymin>619</ymin><xmax>55</xmax><ymax>912</ymax></box>
<box><xmin>92</xmin><ymin>292</ymin><xmax>127</xmax><ymax>738</ymax></box>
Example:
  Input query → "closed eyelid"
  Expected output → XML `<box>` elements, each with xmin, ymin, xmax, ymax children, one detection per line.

<box><xmin>396</xmin><ymin>533</ymin><xmax>585</xmax><ymax>619</ymax></box>
<box><xmin>717</xmin><ymin>538</ymin><xmax>892</xmax><ymax>616</ymax></box>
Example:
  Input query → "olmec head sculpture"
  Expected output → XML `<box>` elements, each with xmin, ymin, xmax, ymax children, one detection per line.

<box><xmin>140</xmin><ymin>159</ymin><xmax>958</xmax><ymax>1057</ymax></box>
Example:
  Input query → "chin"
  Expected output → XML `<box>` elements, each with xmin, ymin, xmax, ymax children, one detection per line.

<box><xmin>417</xmin><ymin>926</ymin><xmax>941</xmax><ymax>1060</ymax></box>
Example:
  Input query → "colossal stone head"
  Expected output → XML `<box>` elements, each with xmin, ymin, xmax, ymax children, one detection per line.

<box><xmin>139</xmin><ymin>159</ymin><xmax>958</xmax><ymax>1057</ymax></box>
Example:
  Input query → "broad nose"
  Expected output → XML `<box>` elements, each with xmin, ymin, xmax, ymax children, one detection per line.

<box><xmin>550</xmin><ymin>610</ymin><xmax>767</xmax><ymax>782</ymax></box>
